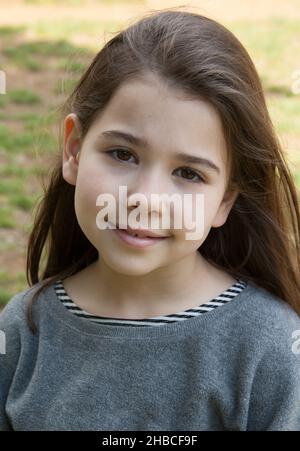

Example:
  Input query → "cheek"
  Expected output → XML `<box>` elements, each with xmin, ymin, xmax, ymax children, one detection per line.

<box><xmin>171</xmin><ymin>190</ymin><xmax>207</xmax><ymax>229</ymax></box>
<box><xmin>201</xmin><ymin>188</ymin><xmax>224</xmax><ymax>224</ymax></box>
<box><xmin>74</xmin><ymin>166</ymin><xmax>123</xmax><ymax>232</ymax></box>
<box><xmin>76</xmin><ymin>162</ymin><xmax>117</xmax><ymax>204</ymax></box>
<box><xmin>171</xmin><ymin>189</ymin><xmax>221</xmax><ymax>241</ymax></box>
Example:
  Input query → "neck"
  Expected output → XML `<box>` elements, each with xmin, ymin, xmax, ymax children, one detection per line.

<box><xmin>77</xmin><ymin>252</ymin><xmax>217</xmax><ymax>318</ymax></box>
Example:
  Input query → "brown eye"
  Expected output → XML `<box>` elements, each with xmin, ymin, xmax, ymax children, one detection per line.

<box><xmin>116</xmin><ymin>150</ymin><xmax>131</xmax><ymax>161</ymax></box>
<box><xmin>176</xmin><ymin>167</ymin><xmax>204</xmax><ymax>183</ymax></box>
<box><xmin>181</xmin><ymin>168</ymin><xmax>194</xmax><ymax>179</ymax></box>
<box><xmin>106</xmin><ymin>149</ymin><xmax>136</xmax><ymax>163</ymax></box>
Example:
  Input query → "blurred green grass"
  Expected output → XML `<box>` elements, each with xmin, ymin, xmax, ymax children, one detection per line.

<box><xmin>0</xmin><ymin>12</ymin><xmax>299</xmax><ymax>307</ymax></box>
<box><xmin>0</xmin><ymin>271</ymin><xmax>29</xmax><ymax>307</ymax></box>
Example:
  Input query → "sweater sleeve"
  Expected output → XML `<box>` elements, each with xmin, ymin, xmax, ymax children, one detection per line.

<box><xmin>0</xmin><ymin>292</ymin><xmax>25</xmax><ymax>431</ymax></box>
<box><xmin>247</xmin><ymin>330</ymin><xmax>300</xmax><ymax>431</ymax></box>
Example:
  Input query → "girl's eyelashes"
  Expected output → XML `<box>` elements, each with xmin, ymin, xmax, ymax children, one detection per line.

<box><xmin>176</xmin><ymin>167</ymin><xmax>205</xmax><ymax>183</ymax></box>
<box><xmin>104</xmin><ymin>148</ymin><xmax>206</xmax><ymax>184</ymax></box>
<box><xmin>106</xmin><ymin>148</ymin><xmax>136</xmax><ymax>164</ymax></box>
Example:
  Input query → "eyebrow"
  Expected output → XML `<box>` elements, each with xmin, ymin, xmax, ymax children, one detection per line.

<box><xmin>100</xmin><ymin>130</ymin><xmax>221</xmax><ymax>174</ymax></box>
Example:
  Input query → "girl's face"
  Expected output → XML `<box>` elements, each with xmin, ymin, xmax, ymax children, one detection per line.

<box><xmin>62</xmin><ymin>73</ymin><xmax>239</xmax><ymax>276</ymax></box>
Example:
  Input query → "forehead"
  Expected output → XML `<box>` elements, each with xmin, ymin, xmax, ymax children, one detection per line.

<box><xmin>87</xmin><ymin>75</ymin><xmax>229</xmax><ymax>171</ymax></box>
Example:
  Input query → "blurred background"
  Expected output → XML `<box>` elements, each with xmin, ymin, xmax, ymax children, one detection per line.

<box><xmin>0</xmin><ymin>0</ymin><xmax>299</xmax><ymax>307</ymax></box>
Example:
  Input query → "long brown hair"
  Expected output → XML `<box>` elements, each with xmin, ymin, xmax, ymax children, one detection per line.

<box><xmin>26</xmin><ymin>8</ymin><xmax>300</xmax><ymax>333</ymax></box>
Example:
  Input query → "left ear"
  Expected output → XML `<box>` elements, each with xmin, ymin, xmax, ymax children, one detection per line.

<box><xmin>211</xmin><ymin>185</ymin><xmax>240</xmax><ymax>228</ymax></box>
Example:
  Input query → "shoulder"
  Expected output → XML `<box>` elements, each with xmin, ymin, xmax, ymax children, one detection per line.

<box><xmin>0</xmin><ymin>281</ymin><xmax>47</xmax><ymax>335</ymax></box>
<box><xmin>219</xmin><ymin>279</ymin><xmax>300</xmax><ymax>371</ymax></box>
<box><xmin>0</xmin><ymin>283</ymin><xmax>46</xmax><ymax>382</ymax></box>
<box><xmin>234</xmin><ymin>279</ymin><xmax>300</xmax><ymax>345</ymax></box>
<box><xmin>229</xmin><ymin>281</ymin><xmax>300</xmax><ymax>430</ymax></box>
<box><xmin>0</xmin><ymin>282</ymin><xmax>43</xmax><ymax>316</ymax></box>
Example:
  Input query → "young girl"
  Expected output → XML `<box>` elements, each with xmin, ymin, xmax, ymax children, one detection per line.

<box><xmin>1</xmin><ymin>10</ymin><xmax>300</xmax><ymax>431</ymax></box>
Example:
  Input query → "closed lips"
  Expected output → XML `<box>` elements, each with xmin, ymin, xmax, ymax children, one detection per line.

<box><xmin>116</xmin><ymin>224</ymin><xmax>169</xmax><ymax>238</ymax></box>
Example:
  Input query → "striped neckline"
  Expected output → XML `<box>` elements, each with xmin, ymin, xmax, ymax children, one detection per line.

<box><xmin>53</xmin><ymin>278</ymin><xmax>247</xmax><ymax>327</ymax></box>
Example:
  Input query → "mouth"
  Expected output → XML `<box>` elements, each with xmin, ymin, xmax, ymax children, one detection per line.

<box><xmin>112</xmin><ymin>223</ymin><xmax>170</xmax><ymax>248</ymax></box>
<box><xmin>115</xmin><ymin>223</ymin><xmax>170</xmax><ymax>239</ymax></box>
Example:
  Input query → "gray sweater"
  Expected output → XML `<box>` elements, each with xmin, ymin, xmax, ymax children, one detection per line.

<box><xmin>1</xmin><ymin>279</ymin><xmax>300</xmax><ymax>431</ymax></box>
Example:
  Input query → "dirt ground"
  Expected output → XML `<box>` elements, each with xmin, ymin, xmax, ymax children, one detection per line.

<box><xmin>0</xmin><ymin>0</ymin><xmax>300</xmax><ymax>26</ymax></box>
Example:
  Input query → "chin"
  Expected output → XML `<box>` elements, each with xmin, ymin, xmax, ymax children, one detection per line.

<box><xmin>99</xmin><ymin>253</ymin><xmax>163</xmax><ymax>277</ymax></box>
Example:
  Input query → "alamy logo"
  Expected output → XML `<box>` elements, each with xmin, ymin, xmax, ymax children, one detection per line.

<box><xmin>95</xmin><ymin>186</ymin><xmax>205</xmax><ymax>240</ymax></box>
<box><xmin>0</xmin><ymin>330</ymin><xmax>6</xmax><ymax>354</ymax></box>
<box><xmin>291</xmin><ymin>329</ymin><xmax>300</xmax><ymax>355</ymax></box>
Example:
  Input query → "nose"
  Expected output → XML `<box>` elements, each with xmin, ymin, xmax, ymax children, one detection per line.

<box><xmin>127</xmin><ymin>171</ymin><xmax>173</xmax><ymax>228</ymax></box>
